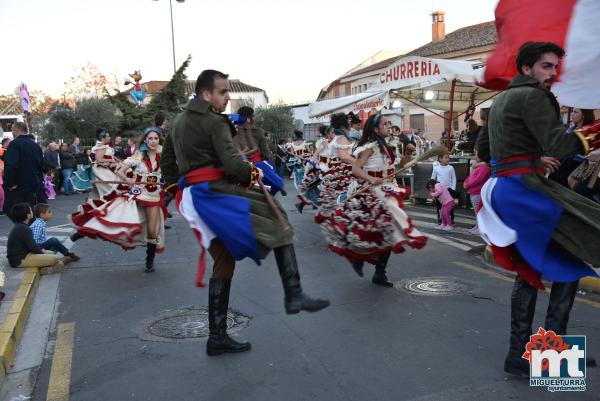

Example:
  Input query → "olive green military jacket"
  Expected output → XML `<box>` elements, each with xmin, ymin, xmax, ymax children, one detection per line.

<box><xmin>488</xmin><ymin>75</ymin><xmax>584</xmax><ymax>160</ymax></box>
<box><xmin>233</xmin><ymin>126</ymin><xmax>272</xmax><ymax>161</ymax></box>
<box><xmin>487</xmin><ymin>75</ymin><xmax>600</xmax><ymax>265</ymax></box>
<box><xmin>161</xmin><ymin>98</ymin><xmax>293</xmax><ymax>256</ymax></box>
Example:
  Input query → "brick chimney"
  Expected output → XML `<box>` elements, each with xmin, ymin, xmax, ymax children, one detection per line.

<box><xmin>432</xmin><ymin>11</ymin><xmax>445</xmax><ymax>42</ymax></box>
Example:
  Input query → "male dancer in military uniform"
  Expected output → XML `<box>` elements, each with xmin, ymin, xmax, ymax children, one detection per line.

<box><xmin>161</xmin><ymin>70</ymin><xmax>329</xmax><ymax>356</ymax></box>
<box><xmin>477</xmin><ymin>42</ymin><xmax>600</xmax><ymax>376</ymax></box>
<box><xmin>234</xmin><ymin>106</ymin><xmax>286</xmax><ymax>196</ymax></box>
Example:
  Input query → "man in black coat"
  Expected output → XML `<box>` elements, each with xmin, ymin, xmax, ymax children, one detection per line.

<box><xmin>2</xmin><ymin>122</ymin><xmax>47</xmax><ymax>221</ymax></box>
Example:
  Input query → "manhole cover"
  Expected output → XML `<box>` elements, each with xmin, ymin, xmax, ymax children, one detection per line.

<box><xmin>397</xmin><ymin>277</ymin><xmax>472</xmax><ymax>296</ymax></box>
<box><xmin>137</xmin><ymin>306</ymin><xmax>251</xmax><ymax>343</ymax></box>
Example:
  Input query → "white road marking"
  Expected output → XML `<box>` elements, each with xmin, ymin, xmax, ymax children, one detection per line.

<box><xmin>413</xmin><ymin>220</ymin><xmax>474</xmax><ymax>236</ymax></box>
<box><xmin>407</xmin><ymin>210</ymin><xmax>476</xmax><ymax>225</ymax></box>
<box><xmin>425</xmin><ymin>233</ymin><xmax>472</xmax><ymax>252</ymax></box>
<box><xmin>444</xmin><ymin>235</ymin><xmax>484</xmax><ymax>247</ymax></box>
<box><xmin>46</xmin><ymin>227</ymin><xmax>74</xmax><ymax>233</ymax></box>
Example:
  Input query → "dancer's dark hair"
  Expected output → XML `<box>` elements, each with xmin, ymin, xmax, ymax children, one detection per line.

<box><xmin>357</xmin><ymin>113</ymin><xmax>388</xmax><ymax>150</ymax></box>
<box><xmin>516</xmin><ymin>42</ymin><xmax>565</xmax><ymax>74</ymax></box>
<box><xmin>194</xmin><ymin>69</ymin><xmax>229</xmax><ymax>94</ymax></box>
<box><xmin>330</xmin><ymin>113</ymin><xmax>349</xmax><ymax>130</ymax></box>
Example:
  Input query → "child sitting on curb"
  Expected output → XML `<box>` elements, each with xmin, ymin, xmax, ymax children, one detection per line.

<box><xmin>6</xmin><ymin>203</ymin><xmax>64</xmax><ymax>274</ymax></box>
<box><xmin>30</xmin><ymin>204</ymin><xmax>80</xmax><ymax>264</ymax></box>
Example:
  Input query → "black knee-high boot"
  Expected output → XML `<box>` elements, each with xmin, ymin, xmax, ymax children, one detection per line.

<box><xmin>351</xmin><ymin>260</ymin><xmax>364</xmax><ymax>277</ymax></box>
<box><xmin>206</xmin><ymin>278</ymin><xmax>251</xmax><ymax>356</ymax></box>
<box><xmin>145</xmin><ymin>242</ymin><xmax>157</xmax><ymax>273</ymax></box>
<box><xmin>504</xmin><ymin>276</ymin><xmax>538</xmax><ymax>377</ymax></box>
<box><xmin>372</xmin><ymin>252</ymin><xmax>393</xmax><ymax>287</ymax></box>
<box><xmin>274</xmin><ymin>245</ymin><xmax>330</xmax><ymax>314</ymax></box>
<box><xmin>544</xmin><ymin>281</ymin><xmax>578</xmax><ymax>335</ymax></box>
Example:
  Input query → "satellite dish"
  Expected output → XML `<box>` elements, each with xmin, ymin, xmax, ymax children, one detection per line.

<box><xmin>294</xmin><ymin>119</ymin><xmax>304</xmax><ymax>131</ymax></box>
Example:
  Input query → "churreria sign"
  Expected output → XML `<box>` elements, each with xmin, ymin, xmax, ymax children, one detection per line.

<box><xmin>523</xmin><ymin>328</ymin><xmax>586</xmax><ymax>392</ymax></box>
<box><xmin>379</xmin><ymin>60</ymin><xmax>441</xmax><ymax>84</ymax></box>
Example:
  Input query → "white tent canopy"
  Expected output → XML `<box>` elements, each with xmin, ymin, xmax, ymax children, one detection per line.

<box><xmin>309</xmin><ymin>56</ymin><xmax>496</xmax><ymax>118</ymax></box>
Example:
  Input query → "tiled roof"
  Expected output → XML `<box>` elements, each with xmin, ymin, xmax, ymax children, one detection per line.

<box><xmin>123</xmin><ymin>81</ymin><xmax>169</xmax><ymax>95</ymax></box>
<box><xmin>228</xmin><ymin>79</ymin><xmax>265</xmax><ymax>93</ymax></box>
<box><xmin>340</xmin><ymin>55</ymin><xmax>403</xmax><ymax>79</ymax></box>
<box><xmin>406</xmin><ymin>21</ymin><xmax>496</xmax><ymax>57</ymax></box>
<box><xmin>125</xmin><ymin>79</ymin><xmax>266</xmax><ymax>97</ymax></box>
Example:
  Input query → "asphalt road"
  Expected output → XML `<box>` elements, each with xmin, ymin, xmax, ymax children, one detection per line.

<box><xmin>3</xmin><ymin>188</ymin><xmax>598</xmax><ymax>401</ymax></box>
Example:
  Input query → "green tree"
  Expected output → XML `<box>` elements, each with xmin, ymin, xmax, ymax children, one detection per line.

<box><xmin>42</xmin><ymin>98</ymin><xmax>119</xmax><ymax>144</ymax></box>
<box><xmin>255</xmin><ymin>101</ymin><xmax>296</xmax><ymax>142</ymax></box>
<box><xmin>73</xmin><ymin>98</ymin><xmax>120</xmax><ymax>140</ymax></box>
<box><xmin>106</xmin><ymin>55</ymin><xmax>192</xmax><ymax>137</ymax></box>
<box><xmin>41</xmin><ymin>102</ymin><xmax>78</xmax><ymax>143</ymax></box>
<box><xmin>147</xmin><ymin>54</ymin><xmax>191</xmax><ymax>115</ymax></box>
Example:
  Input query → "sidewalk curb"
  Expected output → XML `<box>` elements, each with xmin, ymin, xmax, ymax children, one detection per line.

<box><xmin>482</xmin><ymin>246</ymin><xmax>600</xmax><ymax>293</ymax></box>
<box><xmin>0</xmin><ymin>269</ymin><xmax>40</xmax><ymax>387</ymax></box>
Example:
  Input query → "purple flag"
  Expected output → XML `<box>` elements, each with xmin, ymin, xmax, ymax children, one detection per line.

<box><xmin>19</xmin><ymin>82</ymin><xmax>31</xmax><ymax>113</ymax></box>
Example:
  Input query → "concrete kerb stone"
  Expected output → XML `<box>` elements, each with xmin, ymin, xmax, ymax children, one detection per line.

<box><xmin>482</xmin><ymin>245</ymin><xmax>600</xmax><ymax>293</ymax></box>
<box><xmin>0</xmin><ymin>268</ymin><xmax>41</xmax><ymax>387</ymax></box>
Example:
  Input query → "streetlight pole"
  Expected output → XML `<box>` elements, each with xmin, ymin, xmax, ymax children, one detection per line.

<box><xmin>154</xmin><ymin>0</ymin><xmax>184</xmax><ymax>75</ymax></box>
<box><xmin>169</xmin><ymin>0</ymin><xmax>176</xmax><ymax>74</ymax></box>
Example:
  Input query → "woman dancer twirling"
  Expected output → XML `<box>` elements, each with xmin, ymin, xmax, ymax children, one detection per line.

<box><xmin>296</xmin><ymin>125</ymin><xmax>335</xmax><ymax>213</ymax></box>
<box><xmin>321</xmin><ymin>113</ymin><xmax>427</xmax><ymax>287</ymax></box>
<box><xmin>70</xmin><ymin>128</ymin><xmax>167</xmax><ymax>272</ymax></box>
<box><xmin>314</xmin><ymin>113</ymin><xmax>355</xmax><ymax>224</ymax></box>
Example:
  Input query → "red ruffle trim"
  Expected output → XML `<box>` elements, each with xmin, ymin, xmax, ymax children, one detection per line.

<box><xmin>475</xmin><ymin>203</ymin><xmax>544</xmax><ymax>290</ymax></box>
<box><xmin>323</xmin><ymin>185</ymin><xmax>427</xmax><ymax>265</ymax></box>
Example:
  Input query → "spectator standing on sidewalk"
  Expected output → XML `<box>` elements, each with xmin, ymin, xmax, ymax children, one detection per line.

<box><xmin>430</xmin><ymin>153</ymin><xmax>456</xmax><ymax>223</ymax></box>
<box><xmin>154</xmin><ymin>112</ymin><xmax>167</xmax><ymax>140</ymax></box>
<box><xmin>463</xmin><ymin>154</ymin><xmax>490</xmax><ymax>234</ymax></box>
<box><xmin>59</xmin><ymin>142</ymin><xmax>76</xmax><ymax>195</ymax></box>
<box><xmin>43</xmin><ymin>142</ymin><xmax>61</xmax><ymax>189</ymax></box>
<box><xmin>0</xmin><ymin>137</ymin><xmax>9</xmax><ymax>215</ymax></box>
<box><xmin>30</xmin><ymin>203</ymin><xmax>80</xmax><ymax>263</ymax></box>
<box><xmin>70</xmin><ymin>137</ymin><xmax>82</xmax><ymax>164</ymax></box>
<box><xmin>113</xmin><ymin>135</ymin><xmax>128</xmax><ymax>161</ymax></box>
<box><xmin>2</xmin><ymin>122</ymin><xmax>47</xmax><ymax>220</ymax></box>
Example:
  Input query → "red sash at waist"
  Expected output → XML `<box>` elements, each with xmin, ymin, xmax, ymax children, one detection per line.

<box><xmin>367</xmin><ymin>168</ymin><xmax>395</xmax><ymax>178</ymax></box>
<box><xmin>492</xmin><ymin>154</ymin><xmax>542</xmax><ymax>176</ymax></box>
<box><xmin>183</xmin><ymin>167</ymin><xmax>225</xmax><ymax>186</ymax></box>
<box><xmin>248</xmin><ymin>152</ymin><xmax>263</xmax><ymax>163</ymax></box>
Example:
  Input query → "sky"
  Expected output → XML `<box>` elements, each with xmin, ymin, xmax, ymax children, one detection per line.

<box><xmin>0</xmin><ymin>0</ymin><xmax>499</xmax><ymax>104</ymax></box>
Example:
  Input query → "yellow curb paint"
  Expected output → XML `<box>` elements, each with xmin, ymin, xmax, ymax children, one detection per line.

<box><xmin>453</xmin><ymin>261</ymin><xmax>600</xmax><ymax>309</ymax></box>
<box><xmin>0</xmin><ymin>269</ymin><xmax>40</xmax><ymax>387</ymax></box>
<box><xmin>454</xmin><ymin>261</ymin><xmax>514</xmax><ymax>283</ymax></box>
<box><xmin>47</xmin><ymin>322</ymin><xmax>75</xmax><ymax>401</ymax></box>
<box><xmin>0</xmin><ymin>332</ymin><xmax>16</xmax><ymax>372</ymax></box>
<box><xmin>482</xmin><ymin>246</ymin><xmax>600</xmax><ymax>293</ymax></box>
<box><xmin>1</xmin><ymin>314</ymin><xmax>24</xmax><ymax>344</ymax></box>
<box><xmin>14</xmin><ymin>280</ymin><xmax>33</xmax><ymax>299</ymax></box>
<box><xmin>580</xmin><ymin>277</ymin><xmax>600</xmax><ymax>292</ymax></box>
<box><xmin>7</xmin><ymin>297</ymin><xmax>27</xmax><ymax>316</ymax></box>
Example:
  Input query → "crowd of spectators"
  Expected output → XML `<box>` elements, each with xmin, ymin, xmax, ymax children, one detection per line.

<box><xmin>0</xmin><ymin>123</ymin><xmax>142</xmax><ymax>221</ymax></box>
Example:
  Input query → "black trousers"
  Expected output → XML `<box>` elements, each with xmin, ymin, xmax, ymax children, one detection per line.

<box><xmin>508</xmin><ymin>276</ymin><xmax>579</xmax><ymax>357</ymax></box>
<box><xmin>3</xmin><ymin>187</ymin><xmax>47</xmax><ymax>222</ymax></box>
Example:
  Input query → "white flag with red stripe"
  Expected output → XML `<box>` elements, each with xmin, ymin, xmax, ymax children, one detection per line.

<box><xmin>482</xmin><ymin>0</ymin><xmax>600</xmax><ymax>108</ymax></box>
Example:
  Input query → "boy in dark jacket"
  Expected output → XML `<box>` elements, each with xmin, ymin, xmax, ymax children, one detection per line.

<box><xmin>6</xmin><ymin>203</ymin><xmax>63</xmax><ymax>273</ymax></box>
